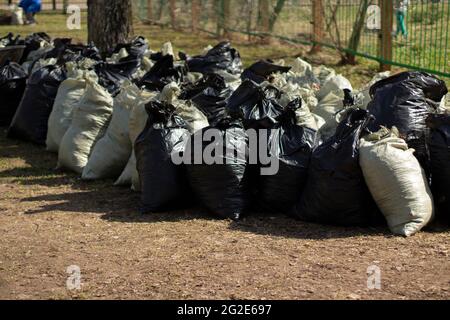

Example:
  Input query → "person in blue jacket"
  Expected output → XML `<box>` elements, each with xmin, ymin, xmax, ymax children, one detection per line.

<box><xmin>19</xmin><ymin>0</ymin><xmax>42</xmax><ymax>25</ymax></box>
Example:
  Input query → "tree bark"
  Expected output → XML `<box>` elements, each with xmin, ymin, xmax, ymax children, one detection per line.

<box><xmin>62</xmin><ymin>0</ymin><xmax>69</xmax><ymax>14</ymax></box>
<box><xmin>192</xmin><ymin>0</ymin><xmax>200</xmax><ymax>32</ymax></box>
<box><xmin>223</xmin><ymin>0</ymin><xmax>231</xmax><ymax>38</ymax></box>
<box><xmin>168</xmin><ymin>0</ymin><xmax>177</xmax><ymax>29</ymax></box>
<box><xmin>87</xmin><ymin>0</ymin><xmax>134</xmax><ymax>55</ymax></box>
<box><xmin>269</xmin><ymin>0</ymin><xmax>286</xmax><ymax>32</ymax></box>
<box><xmin>260</xmin><ymin>0</ymin><xmax>270</xmax><ymax>32</ymax></box>
<box><xmin>147</xmin><ymin>0</ymin><xmax>153</xmax><ymax>20</ymax></box>
<box><xmin>345</xmin><ymin>0</ymin><xmax>370</xmax><ymax>64</ymax></box>
<box><xmin>259</xmin><ymin>0</ymin><xmax>270</xmax><ymax>43</ymax></box>
<box><xmin>311</xmin><ymin>0</ymin><xmax>324</xmax><ymax>53</ymax></box>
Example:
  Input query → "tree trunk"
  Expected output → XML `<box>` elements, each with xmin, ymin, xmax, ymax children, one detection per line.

<box><xmin>345</xmin><ymin>0</ymin><xmax>370</xmax><ymax>64</ymax></box>
<box><xmin>88</xmin><ymin>0</ymin><xmax>134</xmax><ymax>55</ymax></box>
<box><xmin>147</xmin><ymin>0</ymin><xmax>153</xmax><ymax>20</ymax></box>
<box><xmin>260</xmin><ymin>0</ymin><xmax>270</xmax><ymax>32</ymax></box>
<box><xmin>192</xmin><ymin>0</ymin><xmax>200</xmax><ymax>32</ymax></box>
<box><xmin>259</xmin><ymin>0</ymin><xmax>270</xmax><ymax>43</ymax></box>
<box><xmin>311</xmin><ymin>0</ymin><xmax>324</xmax><ymax>53</ymax></box>
<box><xmin>168</xmin><ymin>0</ymin><xmax>177</xmax><ymax>29</ymax></box>
<box><xmin>62</xmin><ymin>0</ymin><xmax>69</xmax><ymax>14</ymax></box>
<box><xmin>223</xmin><ymin>0</ymin><xmax>231</xmax><ymax>38</ymax></box>
<box><xmin>269</xmin><ymin>0</ymin><xmax>286</xmax><ymax>32</ymax></box>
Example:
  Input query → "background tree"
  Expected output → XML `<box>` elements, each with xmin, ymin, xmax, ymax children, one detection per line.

<box><xmin>269</xmin><ymin>0</ymin><xmax>287</xmax><ymax>32</ymax></box>
<box><xmin>345</xmin><ymin>0</ymin><xmax>370</xmax><ymax>64</ymax></box>
<box><xmin>168</xmin><ymin>0</ymin><xmax>177</xmax><ymax>29</ymax></box>
<box><xmin>87</xmin><ymin>0</ymin><xmax>134</xmax><ymax>54</ymax></box>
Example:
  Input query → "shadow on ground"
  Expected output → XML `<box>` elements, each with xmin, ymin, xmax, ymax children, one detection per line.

<box><xmin>0</xmin><ymin>129</ymin><xmax>422</xmax><ymax>239</ymax></box>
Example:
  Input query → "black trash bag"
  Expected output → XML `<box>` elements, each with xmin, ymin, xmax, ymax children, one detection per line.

<box><xmin>226</xmin><ymin>80</ymin><xmax>284</xmax><ymax>129</ymax></box>
<box><xmin>135</xmin><ymin>101</ymin><xmax>192</xmax><ymax>213</ymax></box>
<box><xmin>79</xmin><ymin>43</ymin><xmax>102</xmax><ymax>61</ymax></box>
<box><xmin>185</xmin><ymin>117</ymin><xmax>250</xmax><ymax>220</ymax></box>
<box><xmin>112</xmin><ymin>36</ymin><xmax>148</xmax><ymax>59</ymax></box>
<box><xmin>19</xmin><ymin>33</ymin><xmax>52</xmax><ymax>62</ymax></box>
<box><xmin>0</xmin><ymin>33</ymin><xmax>22</xmax><ymax>47</ymax></box>
<box><xmin>368</xmin><ymin>71</ymin><xmax>448</xmax><ymax>172</ymax></box>
<box><xmin>0</xmin><ymin>61</ymin><xmax>28</xmax><ymax>127</ymax></box>
<box><xmin>95</xmin><ymin>58</ymin><xmax>141</xmax><ymax>94</ymax></box>
<box><xmin>8</xmin><ymin>64</ymin><xmax>66</xmax><ymax>145</ymax></box>
<box><xmin>257</xmin><ymin>98</ymin><xmax>318</xmax><ymax>213</ymax></box>
<box><xmin>57</xmin><ymin>43</ymin><xmax>102</xmax><ymax>61</ymax></box>
<box><xmin>138</xmin><ymin>54</ymin><xmax>186</xmax><ymax>91</ymax></box>
<box><xmin>36</xmin><ymin>42</ymin><xmax>102</xmax><ymax>69</ymax></box>
<box><xmin>241</xmin><ymin>60</ymin><xmax>291</xmax><ymax>84</ymax></box>
<box><xmin>43</xmin><ymin>38</ymin><xmax>72</xmax><ymax>59</ymax></box>
<box><xmin>292</xmin><ymin>108</ymin><xmax>382</xmax><ymax>226</ymax></box>
<box><xmin>191</xmin><ymin>87</ymin><xmax>232</xmax><ymax>126</ymax></box>
<box><xmin>149</xmin><ymin>51</ymin><xmax>171</xmax><ymax>62</ymax></box>
<box><xmin>149</xmin><ymin>51</ymin><xmax>163</xmax><ymax>62</ymax></box>
<box><xmin>427</xmin><ymin>114</ymin><xmax>450</xmax><ymax>223</ymax></box>
<box><xmin>185</xmin><ymin>42</ymin><xmax>242</xmax><ymax>75</ymax></box>
<box><xmin>180</xmin><ymin>73</ymin><xmax>227</xmax><ymax>100</ymax></box>
<box><xmin>181</xmin><ymin>73</ymin><xmax>232</xmax><ymax>125</ymax></box>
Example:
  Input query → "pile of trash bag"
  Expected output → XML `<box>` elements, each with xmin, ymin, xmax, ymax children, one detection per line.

<box><xmin>2</xmin><ymin>31</ymin><xmax>449</xmax><ymax>237</ymax></box>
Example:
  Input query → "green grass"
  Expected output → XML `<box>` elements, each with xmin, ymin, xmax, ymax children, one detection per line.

<box><xmin>135</xmin><ymin>0</ymin><xmax>450</xmax><ymax>79</ymax></box>
<box><xmin>1</xmin><ymin>10</ymin><xmax>448</xmax><ymax>88</ymax></box>
<box><xmin>0</xmin><ymin>11</ymin><xmax>378</xmax><ymax>86</ymax></box>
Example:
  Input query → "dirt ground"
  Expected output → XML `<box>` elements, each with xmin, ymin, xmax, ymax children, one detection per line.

<box><xmin>0</xmin><ymin>128</ymin><xmax>449</xmax><ymax>300</ymax></box>
<box><xmin>0</xmin><ymin>15</ymin><xmax>449</xmax><ymax>300</ymax></box>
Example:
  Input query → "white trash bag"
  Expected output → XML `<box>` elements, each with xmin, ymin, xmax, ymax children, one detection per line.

<box><xmin>114</xmin><ymin>90</ymin><xmax>158</xmax><ymax>187</ymax></box>
<box><xmin>58</xmin><ymin>79</ymin><xmax>114</xmax><ymax>174</ymax></box>
<box><xmin>317</xmin><ymin>74</ymin><xmax>353</xmax><ymax>101</ymax></box>
<box><xmin>359</xmin><ymin>127</ymin><xmax>434</xmax><ymax>237</ymax></box>
<box><xmin>46</xmin><ymin>64</ymin><xmax>98</xmax><ymax>152</ymax></box>
<box><xmin>312</xmin><ymin>91</ymin><xmax>345</xmax><ymax>141</ymax></box>
<box><xmin>312</xmin><ymin>65</ymin><xmax>336</xmax><ymax>87</ymax></box>
<box><xmin>82</xmin><ymin>81</ymin><xmax>143</xmax><ymax>180</ymax></box>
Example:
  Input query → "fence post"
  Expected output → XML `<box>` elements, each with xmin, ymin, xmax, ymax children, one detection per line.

<box><xmin>311</xmin><ymin>0</ymin><xmax>324</xmax><ymax>53</ymax></box>
<box><xmin>380</xmin><ymin>0</ymin><xmax>393</xmax><ymax>71</ymax></box>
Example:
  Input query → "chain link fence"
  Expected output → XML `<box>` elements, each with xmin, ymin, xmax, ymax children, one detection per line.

<box><xmin>133</xmin><ymin>0</ymin><xmax>450</xmax><ymax>78</ymax></box>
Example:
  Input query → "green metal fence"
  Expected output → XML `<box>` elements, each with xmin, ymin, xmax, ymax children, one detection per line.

<box><xmin>134</xmin><ymin>0</ymin><xmax>450</xmax><ymax>78</ymax></box>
